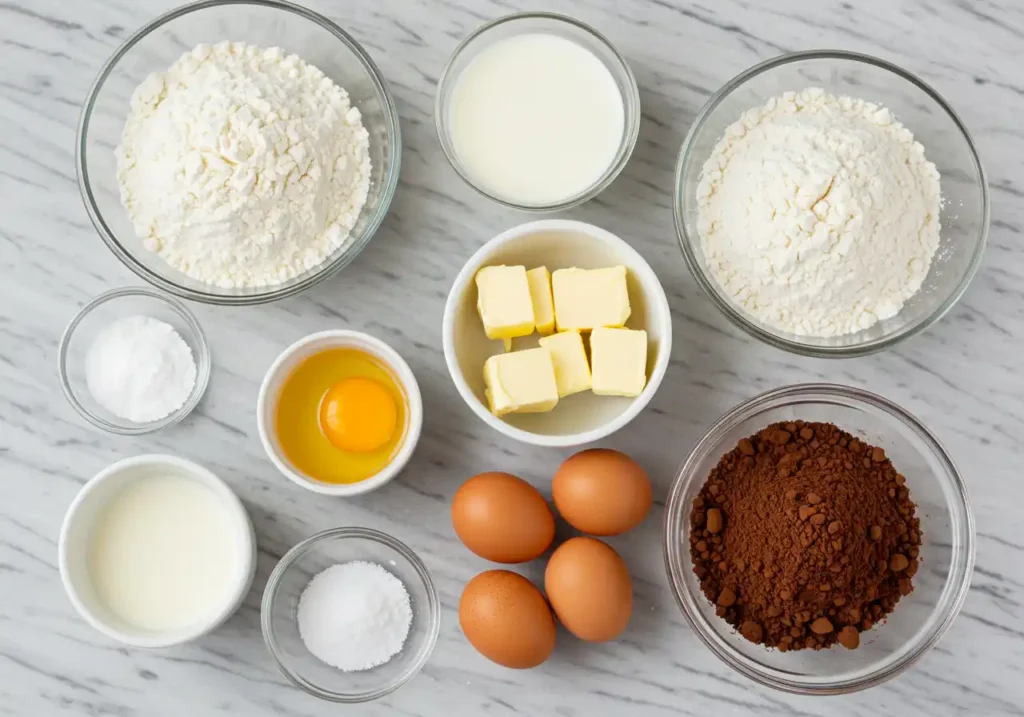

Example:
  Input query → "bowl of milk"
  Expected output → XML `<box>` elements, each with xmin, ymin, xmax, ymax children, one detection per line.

<box><xmin>435</xmin><ymin>12</ymin><xmax>640</xmax><ymax>210</ymax></box>
<box><xmin>59</xmin><ymin>455</ymin><xmax>256</xmax><ymax>648</ymax></box>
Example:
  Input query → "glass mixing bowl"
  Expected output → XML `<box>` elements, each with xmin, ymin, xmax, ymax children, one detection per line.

<box><xmin>663</xmin><ymin>384</ymin><xmax>975</xmax><ymax>694</ymax></box>
<box><xmin>674</xmin><ymin>51</ymin><xmax>989</xmax><ymax>357</ymax></box>
<box><xmin>77</xmin><ymin>0</ymin><xmax>401</xmax><ymax>305</ymax></box>
<box><xmin>261</xmin><ymin>527</ymin><xmax>440</xmax><ymax>703</ymax></box>
<box><xmin>435</xmin><ymin>12</ymin><xmax>640</xmax><ymax>211</ymax></box>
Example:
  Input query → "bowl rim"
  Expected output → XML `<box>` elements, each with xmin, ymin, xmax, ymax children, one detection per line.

<box><xmin>57</xmin><ymin>286</ymin><xmax>212</xmax><ymax>435</ymax></box>
<box><xmin>260</xmin><ymin>526</ymin><xmax>440</xmax><ymax>703</ymax></box>
<box><xmin>433</xmin><ymin>11</ymin><xmax>641</xmax><ymax>212</ymax></box>
<box><xmin>75</xmin><ymin>0</ymin><xmax>402</xmax><ymax>306</ymax></box>
<box><xmin>256</xmin><ymin>330</ymin><xmax>424</xmax><ymax>496</ymax></box>
<box><xmin>58</xmin><ymin>454</ymin><xmax>257</xmax><ymax>648</ymax></box>
<box><xmin>673</xmin><ymin>49</ymin><xmax>990</xmax><ymax>358</ymax></box>
<box><xmin>441</xmin><ymin>219</ymin><xmax>672</xmax><ymax>447</ymax></box>
<box><xmin>662</xmin><ymin>382</ymin><xmax>976</xmax><ymax>694</ymax></box>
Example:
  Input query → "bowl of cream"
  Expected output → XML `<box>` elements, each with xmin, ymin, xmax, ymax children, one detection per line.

<box><xmin>59</xmin><ymin>455</ymin><xmax>256</xmax><ymax>648</ymax></box>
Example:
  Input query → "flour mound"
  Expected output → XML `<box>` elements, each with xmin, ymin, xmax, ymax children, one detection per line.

<box><xmin>116</xmin><ymin>42</ymin><xmax>371</xmax><ymax>289</ymax></box>
<box><xmin>697</xmin><ymin>88</ymin><xmax>941</xmax><ymax>337</ymax></box>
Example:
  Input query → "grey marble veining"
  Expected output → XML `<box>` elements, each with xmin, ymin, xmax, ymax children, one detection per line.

<box><xmin>2</xmin><ymin>0</ymin><xmax>1022</xmax><ymax>715</ymax></box>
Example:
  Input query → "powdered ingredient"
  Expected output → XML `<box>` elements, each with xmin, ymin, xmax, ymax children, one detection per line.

<box><xmin>297</xmin><ymin>561</ymin><xmax>412</xmax><ymax>672</ymax></box>
<box><xmin>85</xmin><ymin>315</ymin><xmax>197</xmax><ymax>423</ymax></box>
<box><xmin>689</xmin><ymin>421</ymin><xmax>921</xmax><ymax>651</ymax></box>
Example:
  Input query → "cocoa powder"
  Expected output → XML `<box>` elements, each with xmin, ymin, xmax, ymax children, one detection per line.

<box><xmin>689</xmin><ymin>421</ymin><xmax>921</xmax><ymax>651</ymax></box>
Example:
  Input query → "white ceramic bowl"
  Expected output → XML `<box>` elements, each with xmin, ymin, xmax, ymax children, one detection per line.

<box><xmin>257</xmin><ymin>330</ymin><xmax>424</xmax><ymax>496</ymax></box>
<box><xmin>59</xmin><ymin>455</ymin><xmax>257</xmax><ymax>648</ymax></box>
<box><xmin>442</xmin><ymin>219</ymin><xmax>672</xmax><ymax>447</ymax></box>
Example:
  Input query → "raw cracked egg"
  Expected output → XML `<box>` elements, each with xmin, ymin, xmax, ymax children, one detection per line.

<box><xmin>274</xmin><ymin>348</ymin><xmax>408</xmax><ymax>484</ymax></box>
<box><xmin>552</xmin><ymin>449</ymin><xmax>651</xmax><ymax>536</ymax></box>
<box><xmin>451</xmin><ymin>472</ymin><xmax>555</xmax><ymax>563</ymax></box>
<box><xmin>459</xmin><ymin>570</ymin><xmax>555</xmax><ymax>668</ymax></box>
<box><xmin>544</xmin><ymin>536</ymin><xmax>632</xmax><ymax>642</ymax></box>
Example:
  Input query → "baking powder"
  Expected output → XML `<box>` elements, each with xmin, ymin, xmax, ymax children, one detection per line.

<box><xmin>697</xmin><ymin>88</ymin><xmax>941</xmax><ymax>337</ymax></box>
<box><xmin>85</xmin><ymin>315</ymin><xmax>196</xmax><ymax>422</ymax></box>
<box><xmin>297</xmin><ymin>561</ymin><xmax>412</xmax><ymax>672</ymax></box>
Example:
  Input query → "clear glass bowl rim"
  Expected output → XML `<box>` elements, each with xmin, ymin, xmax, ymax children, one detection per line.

<box><xmin>673</xmin><ymin>49</ymin><xmax>990</xmax><ymax>357</ymax></box>
<box><xmin>75</xmin><ymin>0</ymin><xmax>402</xmax><ymax>306</ymax></box>
<box><xmin>260</xmin><ymin>526</ymin><xmax>441</xmax><ymax>703</ymax></box>
<box><xmin>662</xmin><ymin>382</ymin><xmax>976</xmax><ymax>695</ymax></box>
<box><xmin>433</xmin><ymin>11</ymin><xmax>641</xmax><ymax>212</ymax></box>
<box><xmin>57</xmin><ymin>286</ymin><xmax>212</xmax><ymax>435</ymax></box>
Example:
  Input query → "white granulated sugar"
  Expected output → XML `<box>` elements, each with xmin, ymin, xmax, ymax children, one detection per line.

<box><xmin>116</xmin><ymin>42</ymin><xmax>371</xmax><ymax>289</ymax></box>
<box><xmin>85</xmin><ymin>315</ymin><xmax>196</xmax><ymax>423</ymax></box>
<box><xmin>697</xmin><ymin>88</ymin><xmax>941</xmax><ymax>337</ymax></box>
<box><xmin>297</xmin><ymin>561</ymin><xmax>412</xmax><ymax>672</ymax></box>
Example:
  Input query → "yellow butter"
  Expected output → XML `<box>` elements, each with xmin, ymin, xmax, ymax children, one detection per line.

<box><xmin>552</xmin><ymin>266</ymin><xmax>631</xmax><ymax>331</ymax></box>
<box><xmin>483</xmin><ymin>347</ymin><xmax>559</xmax><ymax>416</ymax></box>
<box><xmin>475</xmin><ymin>265</ymin><xmax>535</xmax><ymax>340</ymax></box>
<box><xmin>538</xmin><ymin>330</ymin><xmax>591</xmax><ymax>397</ymax></box>
<box><xmin>590</xmin><ymin>327</ymin><xmax>648</xmax><ymax>397</ymax></box>
<box><xmin>526</xmin><ymin>267</ymin><xmax>556</xmax><ymax>335</ymax></box>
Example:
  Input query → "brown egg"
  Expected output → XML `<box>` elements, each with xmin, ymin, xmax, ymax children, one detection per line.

<box><xmin>544</xmin><ymin>537</ymin><xmax>632</xmax><ymax>642</ymax></box>
<box><xmin>459</xmin><ymin>570</ymin><xmax>556</xmax><ymax>668</ymax></box>
<box><xmin>452</xmin><ymin>472</ymin><xmax>555</xmax><ymax>563</ymax></box>
<box><xmin>552</xmin><ymin>449</ymin><xmax>651</xmax><ymax>536</ymax></box>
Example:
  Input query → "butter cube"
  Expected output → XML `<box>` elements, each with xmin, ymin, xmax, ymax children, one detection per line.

<box><xmin>483</xmin><ymin>347</ymin><xmax>559</xmax><ymax>416</ymax></box>
<box><xmin>527</xmin><ymin>267</ymin><xmax>556</xmax><ymax>335</ymax></box>
<box><xmin>538</xmin><ymin>330</ymin><xmax>591</xmax><ymax>397</ymax></box>
<box><xmin>552</xmin><ymin>267</ymin><xmax>631</xmax><ymax>331</ymax></box>
<box><xmin>476</xmin><ymin>265</ymin><xmax>535</xmax><ymax>340</ymax></box>
<box><xmin>590</xmin><ymin>327</ymin><xmax>648</xmax><ymax>397</ymax></box>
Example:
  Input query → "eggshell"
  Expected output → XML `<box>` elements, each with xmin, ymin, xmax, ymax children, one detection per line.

<box><xmin>459</xmin><ymin>570</ymin><xmax>556</xmax><ymax>668</ymax></box>
<box><xmin>544</xmin><ymin>537</ymin><xmax>632</xmax><ymax>642</ymax></box>
<box><xmin>452</xmin><ymin>472</ymin><xmax>555</xmax><ymax>563</ymax></box>
<box><xmin>552</xmin><ymin>449</ymin><xmax>651</xmax><ymax>536</ymax></box>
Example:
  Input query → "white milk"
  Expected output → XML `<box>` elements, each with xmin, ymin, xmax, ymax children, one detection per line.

<box><xmin>88</xmin><ymin>475</ymin><xmax>239</xmax><ymax>631</ymax></box>
<box><xmin>449</xmin><ymin>33</ymin><xmax>625</xmax><ymax>205</ymax></box>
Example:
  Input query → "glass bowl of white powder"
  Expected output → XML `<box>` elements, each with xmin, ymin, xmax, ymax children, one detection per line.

<box><xmin>77</xmin><ymin>0</ymin><xmax>401</xmax><ymax>305</ymax></box>
<box><xmin>261</xmin><ymin>527</ymin><xmax>440</xmax><ymax>703</ymax></box>
<box><xmin>58</xmin><ymin>287</ymin><xmax>211</xmax><ymax>434</ymax></box>
<box><xmin>674</xmin><ymin>50</ymin><xmax>988</xmax><ymax>357</ymax></box>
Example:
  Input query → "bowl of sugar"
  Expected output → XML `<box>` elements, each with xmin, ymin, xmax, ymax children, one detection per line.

<box><xmin>59</xmin><ymin>455</ymin><xmax>256</xmax><ymax>648</ymax></box>
<box><xmin>261</xmin><ymin>527</ymin><xmax>440</xmax><ymax>703</ymax></box>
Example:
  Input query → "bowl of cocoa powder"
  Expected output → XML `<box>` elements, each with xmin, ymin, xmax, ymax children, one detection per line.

<box><xmin>664</xmin><ymin>384</ymin><xmax>974</xmax><ymax>694</ymax></box>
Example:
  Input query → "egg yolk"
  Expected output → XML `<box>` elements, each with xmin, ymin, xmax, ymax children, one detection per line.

<box><xmin>319</xmin><ymin>377</ymin><xmax>398</xmax><ymax>453</ymax></box>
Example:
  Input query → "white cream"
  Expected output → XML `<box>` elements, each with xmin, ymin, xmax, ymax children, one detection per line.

<box><xmin>449</xmin><ymin>33</ymin><xmax>625</xmax><ymax>205</ymax></box>
<box><xmin>88</xmin><ymin>474</ymin><xmax>239</xmax><ymax>632</ymax></box>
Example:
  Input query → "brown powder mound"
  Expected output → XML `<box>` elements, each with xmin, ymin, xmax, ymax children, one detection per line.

<box><xmin>689</xmin><ymin>421</ymin><xmax>921</xmax><ymax>651</ymax></box>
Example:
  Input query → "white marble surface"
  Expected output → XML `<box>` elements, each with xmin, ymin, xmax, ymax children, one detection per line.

<box><xmin>2</xmin><ymin>0</ymin><xmax>1023</xmax><ymax>714</ymax></box>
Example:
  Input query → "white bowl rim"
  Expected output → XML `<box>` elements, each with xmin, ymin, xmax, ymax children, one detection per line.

<box><xmin>58</xmin><ymin>454</ymin><xmax>257</xmax><ymax>648</ymax></box>
<box><xmin>442</xmin><ymin>219</ymin><xmax>672</xmax><ymax>447</ymax></box>
<box><xmin>256</xmin><ymin>330</ymin><xmax>424</xmax><ymax>496</ymax></box>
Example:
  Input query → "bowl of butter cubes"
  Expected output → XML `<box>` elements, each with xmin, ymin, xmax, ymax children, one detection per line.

<box><xmin>443</xmin><ymin>219</ymin><xmax>672</xmax><ymax>446</ymax></box>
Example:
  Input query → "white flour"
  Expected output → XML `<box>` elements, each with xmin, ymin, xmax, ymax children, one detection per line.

<box><xmin>85</xmin><ymin>315</ymin><xmax>196</xmax><ymax>423</ymax></box>
<box><xmin>116</xmin><ymin>42</ymin><xmax>371</xmax><ymax>289</ymax></box>
<box><xmin>697</xmin><ymin>88</ymin><xmax>941</xmax><ymax>337</ymax></box>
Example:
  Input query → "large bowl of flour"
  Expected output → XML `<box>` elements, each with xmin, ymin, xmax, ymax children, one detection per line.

<box><xmin>674</xmin><ymin>51</ymin><xmax>988</xmax><ymax>357</ymax></box>
<box><xmin>77</xmin><ymin>0</ymin><xmax>401</xmax><ymax>305</ymax></box>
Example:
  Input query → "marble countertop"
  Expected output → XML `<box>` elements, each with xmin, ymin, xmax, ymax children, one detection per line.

<box><xmin>2</xmin><ymin>0</ymin><xmax>1023</xmax><ymax>715</ymax></box>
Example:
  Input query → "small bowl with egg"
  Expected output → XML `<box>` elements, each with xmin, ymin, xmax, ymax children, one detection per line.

<box><xmin>257</xmin><ymin>330</ymin><xmax>423</xmax><ymax>496</ymax></box>
<box><xmin>59</xmin><ymin>454</ymin><xmax>257</xmax><ymax>648</ymax></box>
<box><xmin>442</xmin><ymin>219</ymin><xmax>671</xmax><ymax>447</ymax></box>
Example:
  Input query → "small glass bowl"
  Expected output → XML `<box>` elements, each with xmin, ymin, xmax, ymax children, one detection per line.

<box><xmin>261</xmin><ymin>527</ymin><xmax>440</xmax><ymax>703</ymax></box>
<box><xmin>663</xmin><ymin>384</ymin><xmax>975</xmax><ymax>694</ymax></box>
<box><xmin>77</xmin><ymin>0</ymin><xmax>401</xmax><ymax>305</ymax></box>
<box><xmin>58</xmin><ymin>287</ymin><xmax>211</xmax><ymax>434</ymax></box>
<box><xmin>435</xmin><ymin>12</ymin><xmax>640</xmax><ymax>211</ymax></box>
<box><xmin>674</xmin><ymin>51</ymin><xmax>989</xmax><ymax>357</ymax></box>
